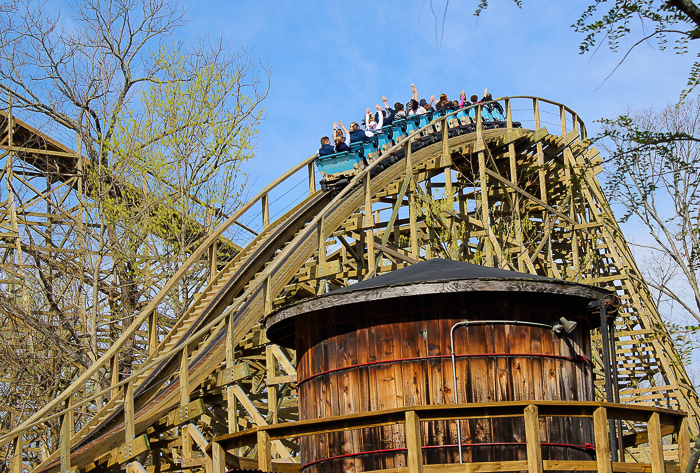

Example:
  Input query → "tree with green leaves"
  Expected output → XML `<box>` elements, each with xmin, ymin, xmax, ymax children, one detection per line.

<box><xmin>0</xmin><ymin>0</ymin><xmax>267</xmax><ymax>438</ymax></box>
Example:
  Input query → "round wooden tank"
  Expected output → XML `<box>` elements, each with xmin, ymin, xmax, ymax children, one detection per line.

<box><xmin>266</xmin><ymin>260</ymin><xmax>609</xmax><ymax>472</ymax></box>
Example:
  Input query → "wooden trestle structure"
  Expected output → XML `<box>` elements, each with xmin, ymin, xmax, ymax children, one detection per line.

<box><xmin>0</xmin><ymin>93</ymin><xmax>697</xmax><ymax>472</ymax></box>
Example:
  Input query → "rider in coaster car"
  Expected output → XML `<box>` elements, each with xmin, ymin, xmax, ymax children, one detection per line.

<box><xmin>317</xmin><ymin>136</ymin><xmax>335</xmax><ymax>157</ymax></box>
<box><xmin>333</xmin><ymin>121</ymin><xmax>352</xmax><ymax>152</ymax></box>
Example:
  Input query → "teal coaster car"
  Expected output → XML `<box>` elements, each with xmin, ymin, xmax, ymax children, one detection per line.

<box><xmin>315</xmin><ymin>151</ymin><xmax>365</xmax><ymax>192</ymax></box>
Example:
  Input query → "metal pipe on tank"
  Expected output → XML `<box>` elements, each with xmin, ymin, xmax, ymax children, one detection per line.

<box><xmin>449</xmin><ymin>319</ymin><xmax>573</xmax><ymax>463</ymax></box>
<box><xmin>591</xmin><ymin>300</ymin><xmax>618</xmax><ymax>462</ymax></box>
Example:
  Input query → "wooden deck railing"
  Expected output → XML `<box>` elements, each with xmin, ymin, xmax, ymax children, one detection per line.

<box><xmin>207</xmin><ymin>401</ymin><xmax>691</xmax><ymax>473</ymax></box>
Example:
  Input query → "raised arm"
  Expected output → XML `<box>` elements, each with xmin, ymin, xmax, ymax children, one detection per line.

<box><xmin>460</xmin><ymin>90</ymin><xmax>466</xmax><ymax>107</ymax></box>
<box><xmin>382</xmin><ymin>95</ymin><xmax>389</xmax><ymax>110</ymax></box>
<box><xmin>338</xmin><ymin>121</ymin><xmax>350</xmax><ymax>146</ymax></box>
<box><xmin>376</xmin><ymin>104</ymin><xmax>383</xmax><ymax>129</ymax></box>
<box><xmin>411</xmin><ymin>83</ymin><xmax>418</xmax><ymax>101</ymax></box>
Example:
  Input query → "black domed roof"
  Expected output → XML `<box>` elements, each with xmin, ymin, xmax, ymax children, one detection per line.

<box><xmin>332</xmin><ymin>258</ymin><xmax>551</xmax><ymax>295</ymax></box>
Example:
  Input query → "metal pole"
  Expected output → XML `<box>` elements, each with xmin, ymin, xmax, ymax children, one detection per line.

<box><xmin>591</xmin><ymin>300</ymin><xmax>618</xmax><ymax>462</ymax></box>
<box><xmin>449</xmin><ymin>319</ymin><xmax>564</xmax><ymax>463</ymax></box>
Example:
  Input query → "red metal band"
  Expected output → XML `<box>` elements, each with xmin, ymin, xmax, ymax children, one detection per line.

<box><xmin>300</xmin><ymin>441</ymin><xmax>596</xmax><ymax>470</ymax></box>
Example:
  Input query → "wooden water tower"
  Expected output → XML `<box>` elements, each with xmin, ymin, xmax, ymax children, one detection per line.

<box><xmin>266</xmin><ymin>259</ymin><xmax>610</xmax><ymax>472</ymax></box>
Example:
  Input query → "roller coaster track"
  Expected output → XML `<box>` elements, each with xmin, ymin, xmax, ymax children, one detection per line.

<box><xmin>2</xmin><ymin>97</ymin><xmax>699</xmax><ymax>473</ymax></box>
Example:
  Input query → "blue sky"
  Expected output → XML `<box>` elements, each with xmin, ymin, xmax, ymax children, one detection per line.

<box><xmin>180</xmin><ymin>1</ymin><xmax>699</xmax><ymax>341</ymax></box>
<box><xmin>181</xmin><ymin>0</ymin><xmax>690</xmax><ymax>188</ymax></box>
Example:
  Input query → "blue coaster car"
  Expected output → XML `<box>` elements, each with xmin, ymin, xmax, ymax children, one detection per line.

<box><xmin>491</xmin><ymin>108</ymin><xmax>505</xmax><ymax>121</ymax></box>
<box><xmin>418</xmin><ymin>112</ymin><xmax>432</xmax><ymax>129</ymax></box>
<box><xmin>405</xmin><ymin>115</ymin><xmax>420</xmax><ymax>135</ymax></box>
<box><xmin>315</xmin><ymin>151</ymin><xmax>364</xmax><ymax>181</ymax></box>
<box><xmin>376</xmin><ymin>131</ymin><xmax>392</xmax><ymax>150</ymax></box>
<box><xmin>390</xmin><ymin>119</ymin><xmax>407</xmax><ymax>141</ymax></box>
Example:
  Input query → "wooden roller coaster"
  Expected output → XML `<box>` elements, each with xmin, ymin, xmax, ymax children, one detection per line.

<box><xmin>0</xmin><ymin>95</ymin><xmax>698</xmax><ymax>472</ymax></box>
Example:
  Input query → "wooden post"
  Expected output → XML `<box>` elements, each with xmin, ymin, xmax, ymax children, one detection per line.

<box><xmin>266</xmin><ymin>346</ymin><xmax>278</xmax><ymax>425</ymax></box>
<box><xmin>524</xmin><ymin>404</ymin><xmax>543</xmax><ymax>473</ymax></box>
<box><xmin>60</xmin><ymin>412</ymin><xmax>71</xmax><ymax>473</ymax></box>
<box><xmin>647</xmin><ymin>412</ymin><xmax>665</xmax><ymax>473</ymax></box>
<box><xmin>560</xmin><ymin>105</ymin><xmax>567</xmax><ymax>136</ymax></box>
<box><xmin>679</xmin><ymin>417</ymin><xmax>690</xmax><ymax>472</ymax></box>
<box><xmin>212</xmin><ymin>441</ymin><xmax>226</xmax><ymax>473</ymax></box>
<box><xmin>180</xmin><ymin>346</ymin><xmax>190</xmax><ymax>406</ymax></box>
<box><xmin>593</xmin><ymin>407</ymin><xmax>613</xmax><ymax>473</ymax></box>
<box><xmin>308</xmin><ymin>162</ymin><xmax>316</xmax><ymax>195</ymax></box>
<box><xmin>262</xmin><ymin>193</ymin><xmax>270</xmax><ymax>228</ymax></box>
<box><xmin>148</xmin><ymin>310</ymin><xmax>158</xmax><ymax>355</ymax></box>
<box><xmin>11</xmin><ymin>435</ymin><xmax>22</xmax><ymax>473</ymax></box>
<box><xmin>257</xmin><ymin>430</ymin><xmax>272</xmax><ymax>472</ymax></box>
<box><xmin>317</xmin><ymin>218</ymin><xmax>326</xmax><ymax>265</ymax></box>
<box><xmin>111</xmin><ymin>354</ymin><xmax>120</xmax><ymax>400</ymax></box>
<box><xmin>226</xmin><ymin>312</ymin><xmax>238</xmax><ymax>436</ymax></box>
<box><xmin>405</xmin><ymin>410</ymin><xmax>424</xmax><ymax>473</ymax></box>
<box><xmin>209</xmin><ymin>240</ymin><xmax>218</xmax><ymax>283</ymax></box>
<box><xmin>67</xmin><ymin>396</ymin><xmax>75</xmax><ymax>440</ymax></box>
<box><xmin>125</xmin><ymin>380</ymin><xmax>135</xmax><ymax>442</ymax></box>
<box><xmin>364</xmin><ymin>173</ymin><xmax>375</xmax><ymax>274</ymax></box>
<box><xmin>263</xmin><ymin>276</ymin><xmax>272</xmax><ymax>315</ymax></box>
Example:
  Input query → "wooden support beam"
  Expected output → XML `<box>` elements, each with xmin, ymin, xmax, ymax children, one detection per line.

<box><xmin>11</xmin><ymin>435</ymin><xmax>22</xmax><ymax>473</ymax></box>
<box><xmin>60</xmin><ymin>412</ymin><xmax>70</xmax><ymax>473</ymax></box>
<box><xmin>148</xmin><ymin>310</ymin><xmax>158</xmax><ymax>356</ymax></box>
<box><xmin>266</xmin><ymin>346</ymin><xmax>278</xmax><ymax>425</ymax></box>
<box><xmin>211</xmin><ymin>441</ymin><xmax>226</xmax><ymax>473</ymax></box>
<box><xmin>678</xmin><ymin>417</ymin><xmax>690</xmax><ymax>472</ymax></box>
<box><xmin>257</xmin><ymin>430</ymin><xmax>272</xmax><ymax>472</ymax></box>
<box><xmin>308</xmin><ymin>162</ymin><xmax>316</xmax><ymax>195</ymax></box>
<box><xmin>524</xmin><ymin>404</ymin><xmax>543</xmax><ymax>473</ymax></box>
<box><xmin>647</xmin><ymin>412</ymin><xmax>665</xmax><ymax>473</ymax></box>
<box><xmin>594</xmin><ymin>407</ymin><xmax>613</xmax><ymax>473</ymax></box>
<box><xmin>125</xmin><ymin>381</ymin><xmax>135</xmax><ymax>443</ymax></box>
<box><xmin>405</xmin><ymin>410</ymin><xmax>424</xmax><ymax>473</ymax></box>
<box><xmin>364</xmin><ymin>173</ymin><xmax>375</xmax><ymax>274</ymax></box>
<box><xmin>262</xmin><ymin>193</ymin><xmax>270</xmax><ymax>228</ymax></box>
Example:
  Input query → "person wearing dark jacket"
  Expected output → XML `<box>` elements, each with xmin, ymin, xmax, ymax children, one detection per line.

<box><xmin>333</xmin><ymin>122</ymin><xmax>352</xmax><ymax>153</ymax></box>
<box><xmin>349</xmin><ymin>121</ymin><xmax>374</xmax><ymax>143</ymax></box>
<box><xmin>317</xmin><ymin>136</ymin><xmax>335</xmax><ymax>157</ymax></box>
<box><xmin>376</xmin><ymin>96</ymin><xmax>395</xmax><ymax>126</ymax></box>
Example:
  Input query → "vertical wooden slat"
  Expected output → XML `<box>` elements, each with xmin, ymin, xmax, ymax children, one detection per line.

<box><xmin>11</xmin><ymin>435</ymin><xmax>22</xmax><ymax>473</ymax></box>
<box><xmin>524</xmin><ymin>404</ymin><xmax>543</xmax><ymax>473</ymax></box>
<box><xmin>409</xmin><ymin>178</ymin><xmax>418</xmax><ymax>260</ymax></box>
<box><xmin>263</xmin><ymin>276</ymin><xmax>272</xmax><ymax>315</ymax></box>
<box><xmin>212</xmin><ymin>441</ymin><xmax>226</xmax><ymax>473</ymax></box>
<box><xmin>647</xmin><ymin>412</ymin><xmax>665</xmax><ymax>473</ymax></box>
<box><xmin>67</xmin><ymin>396</ymin><xmax>74</xmax><ymax>440</ymax></box>
<box><xmin>257</xmin><ymin>430</ymin><xmax>272</xmax><ymax>472</ymax></box>
<box><xmin>308</xmin><ymin>162</ymin><xmax>316</xmax><ymax>195</ymax></box>
<box><xmin>148</xmin><ymin>310</ymin><xmax>158</xmax><ymax>355</ymax></box>
<box><xmin>560</xmin><ymin>105</ymin><xmax>567</xmax><ymax>136</ymax></box>
<box><xmin>111</xmin><ymin>354</ymin><xmax>120</xmax><ymax>400</ymax></box>
<box><xmin>593</xmin><ymin>407</ymin><xmax>613</xmax><ymax>473</ymax></box>
<box><xmin>60</xmin><ymin>412</ymin><xmax>70</xmax><ymax>473</ymax></box>
<box><xmin>209</xmin><ymin>240</ymin><xmax>218</xmax><ymax>283</ymax></box>
<box><xmin>405</xmin><ymin>410</ymin><xmax>424</xmax><ymax>473</ymax></box>
<box><xmin>180</xmin><ymin>346</ymin><xmax>190</xmax><ymax>406</ymax></box>
<box><xmin>225</xmin><ymin>313</ymin><xmax>238</xmax><ymax>436</ymax></box>
<box><xmin>364</xmin><ymin>173</ymin><xmax>375</xmax><ymax>274</ymax></box>
<box><xmin>262</xmin><ymin>193</ymin><xmax>270</xmax><ymax>228</ymax></box>
<box><xmin>317</xmin><ymin>218</ymin><xmax>326</xmax><ymax>265</ymax></box>
<box><xmin>125</xmin><ymin>381</ymin><xmax>135</xmax><ymax>442</ymax></box>
<box><xmin>266</xmin><ymin>346</ymin><xmax>278</xmax><ymax>425</ymax></box>
<box><xmin>679</xmin><ymin>417</ymin><xmax>690</xmax><ymax>472</ymax></box>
